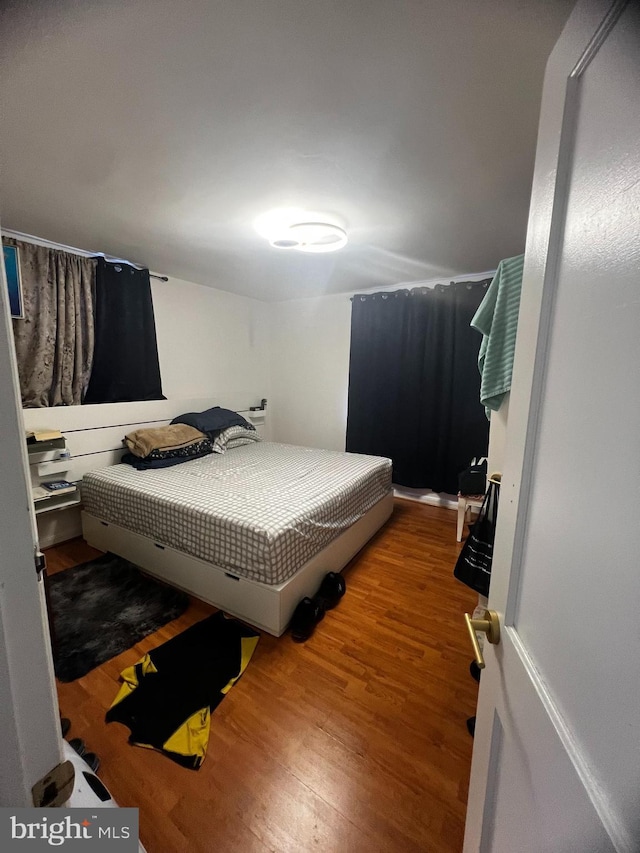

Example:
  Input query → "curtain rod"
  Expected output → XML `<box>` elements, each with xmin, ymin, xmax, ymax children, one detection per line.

<box><xmin>2</xmin><ymin>229</ymin><xmax>170</xmax><ymax>282</ymax></box>
<box><xmin>350</xmin><ymin>276</ymin><xmax>493</xmax><ymax>301</ymax></box>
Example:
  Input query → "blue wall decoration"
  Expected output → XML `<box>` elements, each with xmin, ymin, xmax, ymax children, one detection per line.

<box><xmin>3</xmin><ymin>244</ymin><xmax>24</xmax><ymax>318</ymax></box>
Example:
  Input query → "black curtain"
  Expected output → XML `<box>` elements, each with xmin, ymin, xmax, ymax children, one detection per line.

<box><xmin>345</xmin><ymin>281</ymin><xmax>490</xmax><ymax>494</ymax></box>
<box><xmin>84</xmin><ymin>258</ymin><xmax>164</xmax><ymax>404</ymax></box>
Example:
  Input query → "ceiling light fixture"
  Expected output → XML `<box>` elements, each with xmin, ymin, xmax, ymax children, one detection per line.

<box><xmin>292</xmin><ymin>222</ymin><xmax>348</xmax><ymax>253</ymax></box>
<box><xmin>255</xmin><ymin>209</ymin><xmax>348</xmax><ymax>254</ymax></box>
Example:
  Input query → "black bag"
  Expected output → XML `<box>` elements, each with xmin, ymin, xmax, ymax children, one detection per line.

<box><xmin>458</xmin><ymin>457</ymin><xmax>487</xmax><ymax>495</ymax></box>
<box><xmin>453</xmin><ymin>480</ymin><xmax>499</xmax><ymax>597</ymax></box>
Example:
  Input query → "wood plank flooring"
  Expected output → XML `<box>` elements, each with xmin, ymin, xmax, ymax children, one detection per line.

<box><xmin>47</xmin><ymin>499</ymin><xmax>478</xmax><ymax>853</ymax></box>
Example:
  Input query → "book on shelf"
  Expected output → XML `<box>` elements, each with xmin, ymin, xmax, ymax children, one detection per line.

<box><xmin>26</xmin><ymin>429</ymin><xmax>63</xmax><ymax>444</ymax></box>
<box><xmin>41</xmin><ymin>479</ymin><xmax>76</xmax><ymax>495</ymax></box>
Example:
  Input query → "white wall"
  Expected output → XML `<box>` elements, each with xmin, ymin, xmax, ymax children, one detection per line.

<box><xmin>152</xmin><ymin>276</ymin><xmax>270</xmax><ymax>405</ymax></box>
<box><xmin>268</xmin><ymin>293</ymin><xmax>352</xmax><ymax>451</ymax></box>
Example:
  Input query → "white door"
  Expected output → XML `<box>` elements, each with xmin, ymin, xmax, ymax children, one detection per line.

<box><xmin>0</xmin><ymin>221</ymin><xmax>62</xmax><ymax>804</ymax></box>
<box><xmin>464</xmin><ymin>1</ymin><xmax>640</xmax><ymax>851</ymax></box>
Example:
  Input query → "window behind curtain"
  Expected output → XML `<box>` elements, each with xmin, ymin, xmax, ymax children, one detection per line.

<box><xmin>6</xmin><ymin>238</ymin><xmax>95</xmax><ymax>407</ymax></box>
<box><xmin>84</xmin><ymin>258</ymin><xmax>165</xmax><ymax>404</ymax></box>
<box><xmin>345</xmin><ymin>281</ymin><xmax>490</xmax><ymax>495</ymax></box>
<box><xmin>5</xmin><ymin>239</ymin><xmax>164</xmax><ymax>406</ymax></box>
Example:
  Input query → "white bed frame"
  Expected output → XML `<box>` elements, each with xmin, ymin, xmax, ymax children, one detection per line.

<box><xmin>82</xmin><ymin>493</ymin><xmax>392</xmax><ymax>637</ymax></box>
<box><xmin>22</xmin><ymin>396</ymin><xmax>393</xmax><ymax>636</ymax></box>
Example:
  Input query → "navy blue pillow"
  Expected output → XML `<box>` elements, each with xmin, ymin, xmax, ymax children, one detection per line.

<box><xmin>170</xmin><ymin>406</ymin><xmax>254</xmax><ymax>436</ymax></box>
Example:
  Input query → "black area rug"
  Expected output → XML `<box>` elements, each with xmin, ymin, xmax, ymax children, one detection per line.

<box><xmin>48</xmin><ymin>553</ymin><xmax>190</xmax><ymax>682</ymax></box>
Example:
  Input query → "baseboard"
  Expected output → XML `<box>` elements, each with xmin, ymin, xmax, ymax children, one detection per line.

<box><xmin>393</xmin><ymin>485</ymin><xmax>457</xmax><ymax>510</ymax></box>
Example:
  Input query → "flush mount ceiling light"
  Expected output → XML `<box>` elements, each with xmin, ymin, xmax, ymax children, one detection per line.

<box><xmin>254</xmin><ymin>209</ymin><xmax>348</xmax><ymax>254</ymax></box>
<box><xmin>270</xmin><ymin>222</ymin><xmax>348</xmax><ymax>253</ymax></box>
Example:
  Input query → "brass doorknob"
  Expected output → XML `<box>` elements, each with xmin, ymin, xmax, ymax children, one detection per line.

<box><xmin>464</xmin><ymin>610</ymin><xmax>500</xmax><ymax>670</ymax></box>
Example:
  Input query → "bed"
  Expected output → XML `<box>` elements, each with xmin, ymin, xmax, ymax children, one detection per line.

<box><xmin>81</xmin><ymin>440</ymin><xmax>393</xmax><ymax>635</ymax></box>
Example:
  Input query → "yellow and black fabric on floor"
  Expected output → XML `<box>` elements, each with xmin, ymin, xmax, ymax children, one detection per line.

<box><xmin>106</xmin><ymin>612</ymin><xmax>259</xmax><ymax>769</ymax></box>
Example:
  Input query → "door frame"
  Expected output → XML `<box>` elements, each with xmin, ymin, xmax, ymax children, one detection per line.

<box><xmin>463</xmin><ymin>0</ymin><xmax>629</xmax><ymax>849</ymax></box>
<box><xmin>0</xmin><ymin>220</ymin><xmax>62</xmax><ymax>806</ymax></box>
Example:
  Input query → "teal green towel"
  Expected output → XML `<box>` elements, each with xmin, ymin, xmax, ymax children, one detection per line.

<box><xmin>471</xmin><ymin>254</ymin><xmax>524</xmax><ymax>415</ymax></box>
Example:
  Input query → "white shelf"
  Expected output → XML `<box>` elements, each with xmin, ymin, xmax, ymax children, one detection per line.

<box><xmin>27</xmin><ymin>432</ymin><xmax>80</xmax><ymax>515</ymax></box>
<box><xmin>34</xmin><ymin>490</ymin><xmax>81</xmax><ymax>515</ymax></box>
<box><xmin>37</xmin><ymin>459</ymin><xmax>73</xmax><ymax>476</ymax></box>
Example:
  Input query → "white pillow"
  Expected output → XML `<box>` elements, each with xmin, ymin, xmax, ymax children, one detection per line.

<box><xmin>212</xmin><ymin>425</ymin><xmax>261</xmax><ymax>454</ymax></box>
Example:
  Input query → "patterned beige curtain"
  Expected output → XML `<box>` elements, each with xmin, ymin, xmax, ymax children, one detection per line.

<box><xmin>6</xmin><ymin>238</ymin><xmax>96</xmax><ymax>407</ymax></box>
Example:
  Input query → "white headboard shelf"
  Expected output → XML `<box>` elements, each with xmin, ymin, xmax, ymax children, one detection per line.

<box><xmin>22</xmin><ymin>396</ymin><xmax>267</xmax><ymax>482</ymax></box>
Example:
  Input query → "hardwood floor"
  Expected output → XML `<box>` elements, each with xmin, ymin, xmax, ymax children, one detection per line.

<box><xmin>47</xmin><ymin>499</ymin><xmax>478</xmax><ymax>853</ymax></box>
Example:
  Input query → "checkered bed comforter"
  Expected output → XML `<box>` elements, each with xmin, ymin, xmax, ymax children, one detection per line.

<box><xmin>82</xmin><ymin>442</ymin><xmax>392</xmax><ymax>585</ymax></box>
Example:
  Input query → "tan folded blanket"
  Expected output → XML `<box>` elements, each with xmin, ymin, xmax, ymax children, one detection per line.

<box><xmin>124</xmin><ymin>424</ymin><xmax>206</xmax><ymax>458</ymax></box>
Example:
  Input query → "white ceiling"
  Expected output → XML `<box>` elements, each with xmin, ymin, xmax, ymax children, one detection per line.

<box><xmin>0</xmin><ymin>0</ymin><xmax>573</xmax><ymax>301</ymax></box>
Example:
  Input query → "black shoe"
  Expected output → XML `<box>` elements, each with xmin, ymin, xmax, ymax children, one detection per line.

<box><xmin>69</xmin><ymin>738</ymin><xmax>86</xmax><ymax>757</ymax></box>
<box><xmin>290</xmin><ymin>597</ymin><xmax>326</xmax><ymax>642</ymax></box>
<box><xmin>82</xmin><ymin>752</ymin><xmax>100</xmax><ymax>773</ymax></box>
<box><xmin>315</xmin><ymin>572</ymin><xmax>346</xmax><ymax>610</ymax></box>
<box><xmin>470</xmin><ymin>661</ymin><xmax>481</xmax><ymax>683</ymax></box>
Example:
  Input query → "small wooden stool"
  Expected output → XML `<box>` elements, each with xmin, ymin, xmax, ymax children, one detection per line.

<box><xmin>457</xmin><ymin>493</ymin><xmax>484</xmax><ymax>542</ymax></box>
